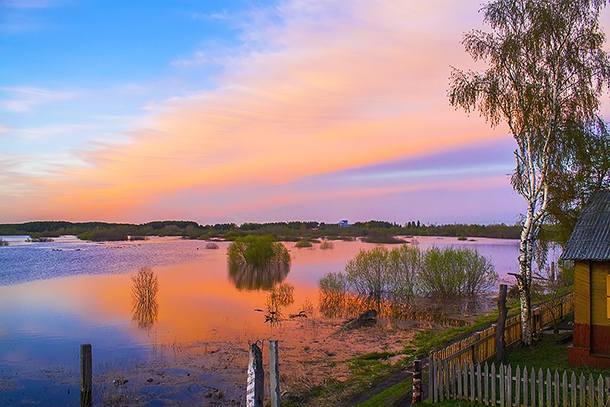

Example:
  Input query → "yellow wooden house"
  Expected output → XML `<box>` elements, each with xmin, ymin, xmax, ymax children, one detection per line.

<box><xmin>561</xmin><ymin>191</ymin><xmax>610</xmax><ymax>367</ymax></box>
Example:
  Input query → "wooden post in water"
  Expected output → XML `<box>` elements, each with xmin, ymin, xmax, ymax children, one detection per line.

<box><xmin>80</xmin><ymin>343</ymin><xmax>92</xmax><ymax>407</ymax></box>
<box><xmin>412</xmin><ymin>359</ymin><xmax>422</xmax><ymax>403</ymax></box>
<box><xmin>247</xmin><ymin>343</ymin><xmax>264</xmax><ymax>407</ymax></box>
<box><xmin>496</xmin><ymin>284</ymin><xmax>508</xmax><ymax>363</ymax></box>
<box><xmin>269</xmin><ymin>340</ymin><xmax>281</xmax><ymax>407</ymax></box>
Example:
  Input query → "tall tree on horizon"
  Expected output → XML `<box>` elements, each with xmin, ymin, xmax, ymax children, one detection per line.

<box><xmin>449</xmin><ymin>0</ymin><xmax>610</xmax><ymax>345</ymax></box>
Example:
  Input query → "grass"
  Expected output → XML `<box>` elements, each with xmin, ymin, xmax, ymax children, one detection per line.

<box><xmin>356</xmin><ymin>377</ymin><xmax>412</xmax><ymax>407</ymax></box>
<box><xmin>504</xmin><ymin>331</ymin><xmax>608</xmax><ymax>377</ymax></box>
<box><xmin>282</xmin><ymin>349</ymin><xmax>412</xmax><ymax>407</ymax></box>
<box><xmin>410</xmin><ymin>312</ymin><xmax>500</xmax><ymax>356</ymax></box>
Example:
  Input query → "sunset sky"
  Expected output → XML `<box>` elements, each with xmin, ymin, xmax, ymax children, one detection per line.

<box><xmin>2</xmin><ymin>0</ymin><xmax>609</xmax><ymax>226</ymax></box>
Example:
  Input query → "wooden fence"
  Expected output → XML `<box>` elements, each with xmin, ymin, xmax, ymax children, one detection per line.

<box><xmin>429</xmin><ymin>360</ymin><xmax>609</xmax><ymax>406</ymax></box>
<box><xmin>429</xmin><ymin>294</ymin><xmax>574</xmax><ymax>367</ymax></box>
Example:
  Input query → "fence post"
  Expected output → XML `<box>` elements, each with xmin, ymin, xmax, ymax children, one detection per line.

<box><xmin>80</xmin><ymin>343</ymin><xmax>92</xmax><ymax>407</ymax></box>
<box><xmin>247</xmin><ymin>343</ymin><xmax>264</xmax><ymax>407</ymax></box>
<box><xmin>269</xmin><ymin>340</ymin><xmax>280</xmax><ymax>407</ymax></box>
<box><xmin>496</xmin><ymin>284</ymin><xmax>508</xmax><ymax>363</ymax></box>
<box><xmin>412</xmin><ymin>359</ymin><xmax>422</xmax><ymax>403</ymax></box>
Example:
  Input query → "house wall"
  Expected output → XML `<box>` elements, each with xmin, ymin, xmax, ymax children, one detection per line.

<box><xmin>570</xmin><ymin>260</ymin><xmax>610</xmax><ymax>367</ymax></box>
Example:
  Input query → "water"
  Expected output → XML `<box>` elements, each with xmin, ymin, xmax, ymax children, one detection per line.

<box><xmin>0</xmin><ymin>235</ymin><xmax>546</xmax><ymax>404</ymax></box>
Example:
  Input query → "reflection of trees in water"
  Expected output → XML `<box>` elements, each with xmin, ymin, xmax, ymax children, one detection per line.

<box><xmin>265</xmin><ymin>283</ymin><xmax>294</xmax><ymax>323</ymax></box>
<box><xmin>318</xmin><ymin>270</ymin><xmax>484</xmax><ymax>326</ymax></box>
<box><xmin>228</xmin><ymin>262</ymin><xmax>290</xmax><ymax>291</ymax></box>
<box><xmin>131</xmin><ymin>267</ymin><xmax>159</xmax><ymax>330</ymax></box>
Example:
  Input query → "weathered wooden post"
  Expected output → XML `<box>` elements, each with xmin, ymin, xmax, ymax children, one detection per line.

<box><xmin>269</xmin><ymin>340</ymin><xmax>280</xmax><ymax>407</ymax></box>
<box><xmin>80</xmin><ymin>343</ymin><xmax>92</xmax><ymax>407</ymax></box>
<box><xmin>496</xmin><ymin>284</ymin><xmax>507</xmax><ymax>363</ymax></box>
<box><xmin>247</xmin><ymin>342</ymin><xmax>264</xmax><ymax>407</ymax></box>
<box><xmin>412</xmin><ymin>359</ymin><xmax>422</xmax><ymax>403</ymax></box>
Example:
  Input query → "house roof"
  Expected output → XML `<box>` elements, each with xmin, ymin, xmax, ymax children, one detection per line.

<box><xmin>561</xmin><ymin>191</ymin><xmax>610</xmax><ymax>261</ymax></box>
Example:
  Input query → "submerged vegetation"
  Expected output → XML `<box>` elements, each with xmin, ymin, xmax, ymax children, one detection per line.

<box><xmin>0</xmin><ymin>219</ymin><xmax>522</xmax><ymax>242</ymax></box>
<box><xmin>227</xmin><ymin>235</ymin><xmax>290</xmax><ymax>268</ymax></box>
<box><xmin>319</xmin><ymin>245</ymin><xmax>497</xmax><ymax>318</ymax></box>
<box><xmin>131</xmin><ymin>267</ymin><xmax>159</xmax><ymax>330</ymax></box>
<box><xmin>227</xmin><ymin>235</ymin><xmax>292</xmax><ymax>290</ymax></box>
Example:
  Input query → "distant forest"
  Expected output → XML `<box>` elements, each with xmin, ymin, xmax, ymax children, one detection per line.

<box><xmin>0</xmin><ymin>220</ymin><xmax>522</xmax><ymax>243</ymax></box>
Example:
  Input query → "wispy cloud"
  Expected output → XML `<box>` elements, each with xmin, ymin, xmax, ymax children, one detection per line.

<box><xmin>0</xmin><ymin>87</ymin><xmax>77</xmax><ymax>112</ymax></box>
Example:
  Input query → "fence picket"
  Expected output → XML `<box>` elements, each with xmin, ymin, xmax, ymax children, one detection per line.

<box><xmin>531</xmin><ymin>368</ymin><xmax>536</xmax><ymax>407</ymax></box>
<box><xmin>579</xmin><ymin>374</ymin><xmax>585</xmax><ymax>406</ymax></box>
<box><xmin>554</xmin><ymin>370</ymin><xmax>559</xmax><ymax>407</ymax></box>
<box><xmin>571</xmin><ymin>372</ymin><xmax>577</xmax><ymax>407</ymax></box>
<box><xmin>507</xmin><ymin>364</ymin><xmax>512</xmax><ymax>407</ymax></box>
<box><xmin>500</xmin><ymin>363</ymin><xmax>506</xmax><ymax>407</ymax></box>
<box><xmin>597</xmin><ymin>375</ymin><xmax>604</xmax><ymax>407</ymax></box>
<box><xmin>516</xmin><ymin>366</ymin><xmax>521</xmax><ymax>407</ymax></box>
<box><xmin>537</xmin><ymin>369</ymin><xmax>543</xmax><ymax>407</ymax></box>
<box><xmin>485</xmin><ymin>363</ymin><xmax>490</xmax><ymax>406</ymax></box>
<box><xmin>470</xmin><ymin>361</ymin><xmax>476</xmax><ymax>402</ymax></box>
<box><xmin>545</xmin><ymin>369</ymin><xmax>551</xmax><ymax>407</ymax></box>
<box><xmin>491</xmin><ymin>363</ymin><xmax>497</xmax><ymax>406</ymax></box>
<box><xmin>443</xmin><ymin>359</ymin><xmax>449</xmax><ymax>401</ymax></box>
<box><xmin>562</xmin><ymin>371</ymin><xmax>568</xmax><ymax>407</ymax></box>
<box><xmin>477</xmin><ymin>362</ymin><xmax>483</xmax><ymax>403</ymax></box>
<box><xmin>455</xmin><ymin>362</ymin><xmax>462</xmax><ymax>400</ymax></box>
<box><xmin>589</xmin><ymin>374</ymin><xmax>594</xmax><ymax>407</ymax></box>
<box><xmin>523</xmin><ymin>367</ymin><xmax>529</xmax><ymax>407</ymax></box>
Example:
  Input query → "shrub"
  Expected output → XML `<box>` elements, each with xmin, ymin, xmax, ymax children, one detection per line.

<box><xmin>131</xmin><ymin>267</ymin><xmax>159</xmax><ymax>329</ymax></box>
<box><xmin>227</xmin><ymin>235</ymin><xmax>290</xmax><ymax>268</ymax></box>
<box><xmin>318</xmin><ymin>244</ymin><xmax>497</xmax><ymax>317</ymax></box>
<box><xmin>346</xmin><ymin>247</ymin><xmax>391</xmax><ymax>310</ymax></box>
<box><xmin>205</xmin><ymin>242</ymin><xmax>219</xmax><ymax>249</ymax></box>
<box><xmin>318</xmin><ymin>272</ymin><xmax>350</xmax><ymax>318</ymax></box>
<box><xmin>320</xmin><ymin>240</ymin><xmax>334</xmax><ymax>250</ymax></box>
<box><xmin>295</xmin><ymin>239</ymin><xmax>313</xmax><ymax>248</ymax></box>
<box><xmin>418</xmin><ymin>246</ymin><xmax>497</xmax><ymax>297</ymax></box>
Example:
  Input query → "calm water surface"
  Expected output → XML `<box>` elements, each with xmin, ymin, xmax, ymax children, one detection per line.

<box><xmin>0</xmin><ymin>235</ymin><xmax>535</xmax><ymax>404</ymax></box>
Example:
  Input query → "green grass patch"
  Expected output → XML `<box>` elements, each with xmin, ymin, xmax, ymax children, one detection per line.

<box><xmin>411</xmin><ymin>313</ymin><xmax>499</xmax><ymax>356</ymax></box>
<box><xmin>357</xmin><ymin>377</ymin><xmax>412</xmax><ymax>407</ymax></box>
<box><xmin>504</xmin><ymin>332</ymin><xmax>608</xmax><ymax>377</ymax></box>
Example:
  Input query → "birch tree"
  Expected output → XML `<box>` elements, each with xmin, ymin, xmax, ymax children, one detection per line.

<box><xmin>449</xmin><ymin>0</ymin><xmax>610</xmax><ymax>345</ymax></box>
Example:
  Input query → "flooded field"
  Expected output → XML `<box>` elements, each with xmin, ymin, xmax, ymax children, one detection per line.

<box><xmin>0</xmin><ymin>236</ymin><xmax>530</xmax><ymax>405</ymax></box>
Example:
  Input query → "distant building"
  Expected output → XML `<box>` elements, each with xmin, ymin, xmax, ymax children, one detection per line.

<box><xmin>339</xmin><ymin>220</ymin><xmax>349</xmax><ymax>227</ymax></box>
<box><xmin>561</xmin><ymin>191</ymin><xmax>610</xmax><ymax>368</ymax></box>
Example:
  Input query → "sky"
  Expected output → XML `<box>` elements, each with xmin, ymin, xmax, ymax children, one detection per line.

<box><xmin>2</xmin><ymin>0</ymin><xmax>609</xmax><ymax>226</ymax></box>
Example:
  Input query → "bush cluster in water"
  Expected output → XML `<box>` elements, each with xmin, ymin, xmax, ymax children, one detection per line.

<box><xmin>227</xmin><ymin>235</ymin><xmax>290</xmax><ymax>268</ymax></box>
<box><xmin>319</xmin><ymin>245</ymin><xmax>497</xmax><ymax>317</ymax></box>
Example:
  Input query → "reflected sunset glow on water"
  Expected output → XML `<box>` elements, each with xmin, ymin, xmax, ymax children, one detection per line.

<box><xmin>0</xmin><ymin>236</ymin><xmax>531</xmax><ymax>404</ymax></box>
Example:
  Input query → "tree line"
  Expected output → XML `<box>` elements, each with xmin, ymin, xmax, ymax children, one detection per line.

<box><xmin>0</xmin><ymin>220</ymin><xmax>522</xmax><ymax>242</ymax></box>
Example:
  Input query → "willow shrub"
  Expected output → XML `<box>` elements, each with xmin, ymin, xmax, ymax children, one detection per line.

<box><xmin>318</xmin><ymin>244</ymin><xmax>497</xmax><ymax>315</ymax></box>
<box><xmin>418</xmin><ymin>246</ymin><xmax>497</xmax><ymax>297</ymax></box>
<box><xmin>227</xmin><ymin>234</ymin><xmax>290</xmax><ymax>268</ymax></box>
